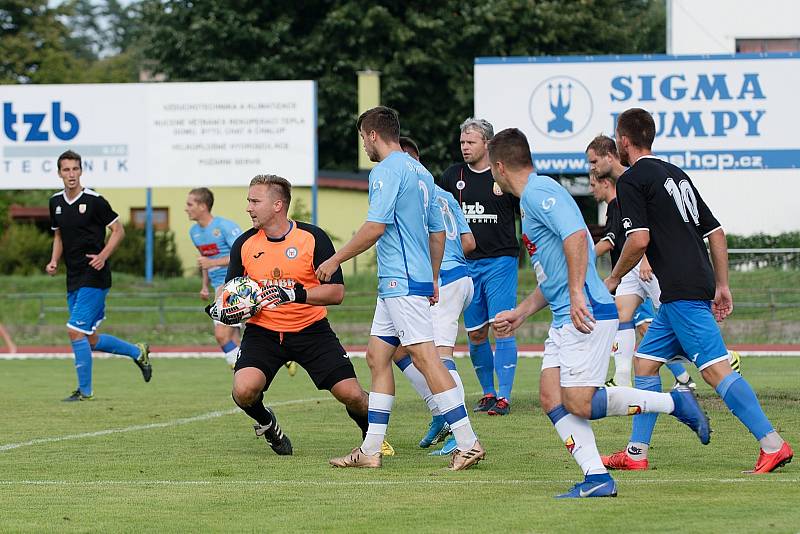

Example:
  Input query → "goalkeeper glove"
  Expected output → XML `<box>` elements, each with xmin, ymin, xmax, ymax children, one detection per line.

<box><xmin>205</xmin><ymin>296</ymin><xmax>258</xmax><ymax>325</ymax></box>
<box><xmin>260</xmin><ymin>283</ymin><xmax>307</xmax><ymax>308</ymax></box>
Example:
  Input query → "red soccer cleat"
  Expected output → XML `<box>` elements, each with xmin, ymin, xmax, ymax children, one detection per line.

<box><xmin>601</xmin><ymin>450</ymin><xmax>649</xmax><ymax>471</ymax></box>
<box><xmin>746</xmin><ymin>442</ymin><xmax>793</xmax><ymax>474</ymax></box>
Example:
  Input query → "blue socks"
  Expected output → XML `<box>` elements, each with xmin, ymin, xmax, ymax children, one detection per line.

<box><xmin>590</xmin><ymin>388</ymin><xmax>608</xmax><ymax>420</ymax></box>
<box><xmin>716</xmin><ymin>372</ymin><xmax>774</xmax><ymax>440</ymax></box>
<box><xmin>92</xmin><ymin>334</ymin><xmax>140</xmax><ymax>359</ymax></box>
<box><xmin>630</xmin><ymin>375</ymin><xmax>662</xmax><ymax>445</ymax></box>
<box><xmin>469</xmin><ymin>340</ymin><xmax>496</xmax><ymax>396</ymax></box>
<box><xmin>666</xmin><ymin>361</ymin><xmax>688</xmax><ymax>379</ymax></box>
<box><xmin>221</xmin><ymin>340</ymin><xmax>237</xmax><ymax>354</ymax></box>
<box><xmin>495</xmin><ymin>337</ymin><xmax>517</xmax><ymax>401</ymax></box>
<box><xmin>71</xmin><ymin>337</ymin><xmax>93</xmax><ymax>395</ymax></box>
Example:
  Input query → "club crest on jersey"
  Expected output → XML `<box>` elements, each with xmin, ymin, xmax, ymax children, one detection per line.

<box><xmin>272</xmin><ymin>267</ymin><xmax>282</xmax><ymax>279</ymax></box>
<box><xmin>285</xmin><ymin>247</ymin><xmax>298</xmax><ymax>259</ymax></box>
<box><xmin>492</xmin><ymin>182</ymin><xmax>503</xmax><ymax>196</ymax></box>
<box><xmin>213</xmin><ymin>228</ymin><xmax>221</xmax><ymax>237</ymax></box>
<box><xmin>541</xmin><ymin>197</ymin><xmax>556</xmax><ymax>210</ymax></box>
<box><xmin>564</xmin><ymin>435</ymin><xmax>576</xmax><ymax>455</ymax></box>
<box><xmin>55</xmin><ymin>206</ymin><xmax>62</xmax><ymax>215</ymax></box>
<box><xmin>521</xmin><ymin>234</ymin><xmax>537</xmax><ymax>257</ymax></box>
<box><xmin>622</xmin><ymin>218</ymin><xmax>632</xmax><ymax>229</ymax></box>
<box><xmin>78</xmin><ymin>204</ymin><xmax>86</xmax><ymax>214</ymax></box>
<box><xmin>627</xmin><ymin>405</ymin><xmax>643</xmax><ymax>415</ymax></box>
<box><xmin>456</xmin><ymin>180</ymin><xmax>465</xmax><ymax>190</ymax></box>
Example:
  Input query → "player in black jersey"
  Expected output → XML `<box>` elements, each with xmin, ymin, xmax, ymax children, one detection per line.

<box><xmin>438</xmin><ymin>118</ymin><xmax>519</xmax><ymax>415</ymax></box>
<box><xmin>603</xmin><ymin>108</ymin><xmax>792</xmax><ymax>474</ymax></box>
<box><xmin>47</xmin><ymin>150</ymin><xmax>152</xmax><ymax>401</ymax></box>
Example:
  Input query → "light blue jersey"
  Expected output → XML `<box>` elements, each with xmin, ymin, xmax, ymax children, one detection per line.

<box><xmin>520</xmin><ymin>173</ymin><xmax>616</xmax><ymax>328</ymax></box>
<box><xmin>190</xmin><ymin>216</ymin><xmax>242</xmax><ymax>289</ymax></box>
<box><xmin>367</xmin><ymin>151</ymin><xmax>444</xmax><ymax>298</ymax></box>
<box><xmin>435</xmin><ymin>186</ymin><xmax>471</xmax><ymax>287</ymax></box>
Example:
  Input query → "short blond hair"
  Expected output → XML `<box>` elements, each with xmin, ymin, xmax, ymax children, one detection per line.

<box><xmin>250</xmin><ymin>174</ymin><xmax>291</xmax><ymax>210</ymax></box>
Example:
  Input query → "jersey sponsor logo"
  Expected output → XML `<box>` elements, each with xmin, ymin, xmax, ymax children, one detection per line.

<box><xmin>285</xmin><ymin>247</ymin><xmax>298</xmax><ymax>259</ymax></box>
<box><xmin>541</xmin><ymin>197</ymin><xmax>556</xmax><ymax>210</ymax></box>
<box><xmin>260</xmin><ymin>277</ymin><xmax>297</xmax><ymax>289</ymax></box>
<box><xmin>622</xmin><ymin>218</ymin><xmax>632</xmax><ymax>229</ymax></box>
<box><xmin>78</xmin><ymin>204</ymin><xmax>86</xmax><ymax>214</ymax></box>
<box><xmin>55</xmin><ymin>206</ymin><xmax>62</xmax><ymax>215</ymax></box>
<box><xmin>564</xmin><ymin>435</ymin><xmax>576</xmax><ymax>455</ymax></box>
<box><xmin>456</xmin><ymin>179</ymin><xmax>465</xmax><ymax>190</ymax></box>
<box><xmin>253</xmin><ymin>251</ymin><xmax>264</xmax><ymax>259</ymax></box>
<box><xmin>462</xmin><ymin>201</ymin><xmax>498</xmax><ymax>223</ymax></box>
<box><xmin>521</xmin><ymin>234</ymin><xmax>537</xmax><ymax>257</ymax></box>
<box><xmin>492</xmin><ymin>182</ymin><xmax>503</xmax><ymax>196</ymax></box>
<box><xmin>197</xmin><ymin>243</ymin><xmax>220</xmax><ymax>256</ymax></box>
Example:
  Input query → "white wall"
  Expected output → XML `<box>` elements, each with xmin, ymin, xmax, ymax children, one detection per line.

<box><xmin>668</xmin><ymin>0</ymin><xmax>800</xmax><ymax>234</ymax></box>
<box><xmin>668</xmin><ymin>0</ymin><xmax>800</xmax><ymax>54</ymax></box>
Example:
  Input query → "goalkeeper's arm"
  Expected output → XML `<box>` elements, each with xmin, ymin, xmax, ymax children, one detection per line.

<box><xmin>260</xmin><ymin>283</ymin><xmax>344</xmax><ymax>308</ymax></box>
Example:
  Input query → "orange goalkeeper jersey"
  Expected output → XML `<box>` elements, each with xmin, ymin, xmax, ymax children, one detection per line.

<box><xmin>227</xmin><ymin>221</ymin><xmax>344</xmax><ymax>332</ymax></box>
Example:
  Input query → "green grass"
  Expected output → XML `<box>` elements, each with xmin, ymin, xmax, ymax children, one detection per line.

<box><xmin>1</xmin><ymin>356</ymin><xmax>798</xmax><ymax>533</ymax></box>
<box><xmin>2</xmin><ymin>269</ymin><xmax>800</xmax><ymax>346</ymax></box>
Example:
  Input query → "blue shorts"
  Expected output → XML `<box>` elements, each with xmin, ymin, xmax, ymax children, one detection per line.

<box><xmin>67</xmin><ymin>287</ymin><xmax>110</xmax><ymax>335</ymax></box>
<box><xmin>633</xmin><ymin>298</ymin><xmax>656</xmax><ymax>326</ymax></box>
<box><xmin>464</xmin><ymin>255</ymin><xmax>518</xmax><ymax>331</ymax></box>
<box><xmin>637</xmin><ymin>300</ymin><xmax>729</xmax><ymax>371</ymax></box>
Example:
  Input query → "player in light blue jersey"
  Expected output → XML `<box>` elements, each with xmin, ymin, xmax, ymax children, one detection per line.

<box><xmin>489</xmin><ymin>129</ymin><xmax>711</xmax><ymax>498</ymax></box>
<box><xmin>391</xmin><ymin>137</ymin><xmax>477</xmax><ymax>457</ymax></box>
<box><xmin>319</xmin><ymin>107</ymin><xmax>484</xmax><ymax>470</ymax></box>
<box><xmin>186</xmin><ymin>188</ymin><xmax>244</xmax><ymax>368</ymax></box>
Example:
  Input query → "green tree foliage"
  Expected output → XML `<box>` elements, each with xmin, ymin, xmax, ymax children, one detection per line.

<box><xmin>0</xmin><ymin>223</ymin><xmax>53</xmax><ymax>274</ymax></box>
<box><xmin>112</xmin><ymin>221</ymin><xmax>184</xmax><ymax>277</ymax></box>
<box><xmin>137</xmin><ymin>0</ymin><xmax>665</xmax><ymax>175</ymax></box>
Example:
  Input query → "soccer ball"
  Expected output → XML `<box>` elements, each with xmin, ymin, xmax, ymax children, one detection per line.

<box><xmin>220</xmin><ymin>276</ymin><xmax>263</xmax><ymax>315</ymax></box>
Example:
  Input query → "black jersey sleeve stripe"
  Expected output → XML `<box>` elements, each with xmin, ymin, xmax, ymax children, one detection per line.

<box><xmin>296</xmin><ymin>221</ymin><xmax>344</xmax><ymax>285</ymax></box>
<box><xmin>225</xmin><ymin>227</ymin><xmax>257</xmax><ymax>283</ymax></box>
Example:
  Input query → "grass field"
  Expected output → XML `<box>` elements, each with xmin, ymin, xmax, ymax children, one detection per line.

<box><xmin>1</xmin><ymin>356</ymin><xmax>798</xmax><ymax>533</ymax></box>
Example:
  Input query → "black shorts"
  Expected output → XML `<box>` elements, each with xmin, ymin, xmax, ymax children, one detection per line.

<box><xmin>235</xmin><ymin>318</ymin><xmax>356</xmax><ymax>391</ymax></box>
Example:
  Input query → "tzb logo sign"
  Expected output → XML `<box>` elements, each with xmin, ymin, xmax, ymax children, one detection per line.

<box><xmin>3</xmin><ymin>102</ymin><xmax>80</xmax><ymax>142</ymax></box>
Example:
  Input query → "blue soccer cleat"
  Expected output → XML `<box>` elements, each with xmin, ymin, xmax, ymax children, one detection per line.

<box><xmin>429</xmin><ymin>434</ymin><xmax>457</xmax><ymax>456</ymax></box>
<box><xmin>555</xmin><ymin>475</ymin><xmax>617</xmax><ymax>499</ymax></box>
<box><xmin>419</xmin><ymin>415</ymin><xmax>449</xmax><ymax>448</ymax></box>
<box><xmin>670</xmin><ymin>386</ymin><xmax>711</xmax><ymax>444</ymax></box>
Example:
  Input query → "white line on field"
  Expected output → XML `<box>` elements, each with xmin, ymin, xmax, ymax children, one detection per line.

<box><xmin>0</xmin><ymin>396</ymin><xmax>333</xmax><ymax>452</ymax></box>
<box><xmin>0</xmin><ymin>478</ymin><xmax>796</xmax><ymax>487</ymax></box>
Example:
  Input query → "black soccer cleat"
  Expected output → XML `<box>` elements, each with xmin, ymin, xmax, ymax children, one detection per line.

<box><xmin>62</xmin><ymin>389</ymin><xmax>94</xmax><ymax>402</ymax></box>
<box><xmin>135</xmin><ymin>343</ymin><xmax>152</xmax><ymax>383</ymax></box>
<box><xmin>254</xmin><ymin>407</ymin><xmax>293</xmax><ymax>455</ymax></box>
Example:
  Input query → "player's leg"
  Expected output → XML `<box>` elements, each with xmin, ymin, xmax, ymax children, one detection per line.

<box><xmin>64</xmin><ymin>287</ymin><xmax>107</xmax><ymax>399</ymax></box>
<box><xmin>214</xmin><ymin>322</ymin><xmax>240</xmax><ymax>369</ymax></box>
<box><xmin>231</xmin><ymin>324</ymin><xmax>292</xmax><ymax>455</ymax></box>
<box><xmin>484</xmin><ymin>255</ymin><xmax>518</xmax><ymax>415</ymax></box>
<box><xmin>465</xmin><ymin>261</ymin><xmax>497</xmax><ymax>408</ymax></box>
<box><xmin>539</xmin><ymin>327</ymin><xmax>616</xmax><ymax>498</ymax></box>
<box><xmin>612</xmin><ymin>269</ymin><xmax>645</xmax><ymax>388</ymax></box>
<box><xmin>82</xmin><ymin>288</ymin><xmax>151</xmax><ymax>382</ymax></box>
<box><xmin>673</xmin><ymin>300</ymin><xmax>793</xmax><ymax>473</ymax></box>
<box><xmin>393</xmin><ymin>345</ymin><xmax>447</xmax><ymax>447</ymax></box>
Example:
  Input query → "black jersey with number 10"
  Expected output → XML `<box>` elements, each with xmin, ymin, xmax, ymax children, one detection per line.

<box><xmin>616</xmin><ymin>156</ymin><xmax>722</xmax><ymax>303</ymax></box>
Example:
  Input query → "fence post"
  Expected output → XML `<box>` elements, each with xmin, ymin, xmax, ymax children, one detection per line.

<box><xmin>769</xmin><ymin>290</ymin><xmax>776</xmax><ymax>321</ymax></box>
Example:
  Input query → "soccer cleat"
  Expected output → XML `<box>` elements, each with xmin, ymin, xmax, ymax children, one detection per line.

<box><xmin>604</xmin><ymin>378</ymin><xmax>617</xmax><ymax>387</ymax></box>
<box><xmin>380</xmin><ymin>440</ymin><xmax>396</xmax><ymax>457</ymax></box>
<box><xmin>672</xmin><ymin>376</ymin><xmax>697</xmax><ymax>391</ymax></box>
<box><xmin>429</xmin><ymin>435</ymin><xmax>457</xmax><ymax>456</ymax></box>
<box><xmin>285</xmin><ymin>361</ymin><xmax>297</xmax><ymax>377</ymax></box>
<box><xmin>669</xmin><ymin>386</ymin><xmax>711</xmax><ymax>444</ymax></box>
<box><xmin>746</xmin><ymin>442</ymin><xmax>793</xmax><ymax>474</ymax></box>
<box><xmin>135</xmin><ymin>343</ymin><xmax>152</xmax><ymax>382</ymax></box>
<box><xmin>253</xmin><ymin>407</ymin><xmax>293</xmax><ymax>455</ymax></box>
<box><xmin>449</xmin><ymin>440</ymin><xmax>485</xmax><ymax>471</ymax></box>
<box><xmin>62</xmin><ymin>389</ymin><xmax>94</xmax><ymax>402</ymax></box>
<box><xmin>729</xmin><ymin>351</ymin><xmax>742</xmax><ymax>374</ymax></box>
<box><xmin>473</xmin><ymin>394</ymin><xmax>497</xmax><ymax>413</ymax></box>
<box><xmin>555</xmin><ymin>477</ymin><xmax>617</xmax><ymax>499</ymax></box>
<box><xmin>601</xmin><ymin>450</ymin><xmax>649</xmax><ymax>470</ymax></box>
<box><xmin>419</xmin><ymin>415</ymin><xmax>449</xmax><ymax>448</ymax></box>
<box><xmin>487</xmin><ymin>397</ymin><xmax>510</xmax><ymax>416</ymax></box>
<box><xmin>329</xmin><ymin>447</ymin><xmax>382</xmax><ymax>468</ymax></box>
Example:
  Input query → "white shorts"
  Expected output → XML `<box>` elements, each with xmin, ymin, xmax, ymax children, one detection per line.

<box><xmin>541</xmin><ymin>319</ymin><xmax>618</xmax><ymax>387</ymax></box>
<box><xmin>616</xmin><ymin>262</ymin><xmax>662</xmax><ymax>305</ymax></box>
<box><xmin>431</xmin><ymin>277</ymin><xmax>474</xmax><ymax>347</ymax></box>
<box><xmin>370</xmin><ymin>295</ymin><xmax>434</xmax><ymax>346</ymax></box>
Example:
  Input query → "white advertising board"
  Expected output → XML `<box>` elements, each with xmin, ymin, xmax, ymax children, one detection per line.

<box><xmin>475</xmin><ymin>53</ymin><xmax>800</xmax><ymax>176</ymax></box>
<box><xmin>0</xmin><ymin>80</ymin><xmax>316</xmax><ymax>189</ymax></box>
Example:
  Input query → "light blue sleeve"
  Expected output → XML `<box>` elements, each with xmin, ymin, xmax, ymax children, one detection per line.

<box><xmin>427</xmin><ymin>184</ymin><xmax>445</xmax><ymax>233</ymax></box>
<box><xmin>189</xmin><ymin>224</ymin><xmax>200</xmax><ymax>247</ymax></box>
<box><xmin>221</xmin><ymin>219</ymin><xmax>242</xmax><ymax>247</ymax></box>
<box><xmin>366</xmin><ymin>166</ymin><xmax>401</xmax><ymax>224</ymax></box>
<box><xmin>529</xmin><ymin>186</ymin><xmax>585</xmax><ymax>241</ymax></box>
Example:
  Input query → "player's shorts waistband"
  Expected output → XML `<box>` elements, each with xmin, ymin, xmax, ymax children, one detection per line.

<box><xmin>441</xmin><ymin>265</ymin><xmax>469</xmax><ymax>287</ymax></box>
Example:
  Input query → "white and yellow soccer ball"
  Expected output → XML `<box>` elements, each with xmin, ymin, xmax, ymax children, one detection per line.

<box><xmin>208</xmin><ymin>276</ymin><xmax>264</xmax><ymax>325</ymax></box>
